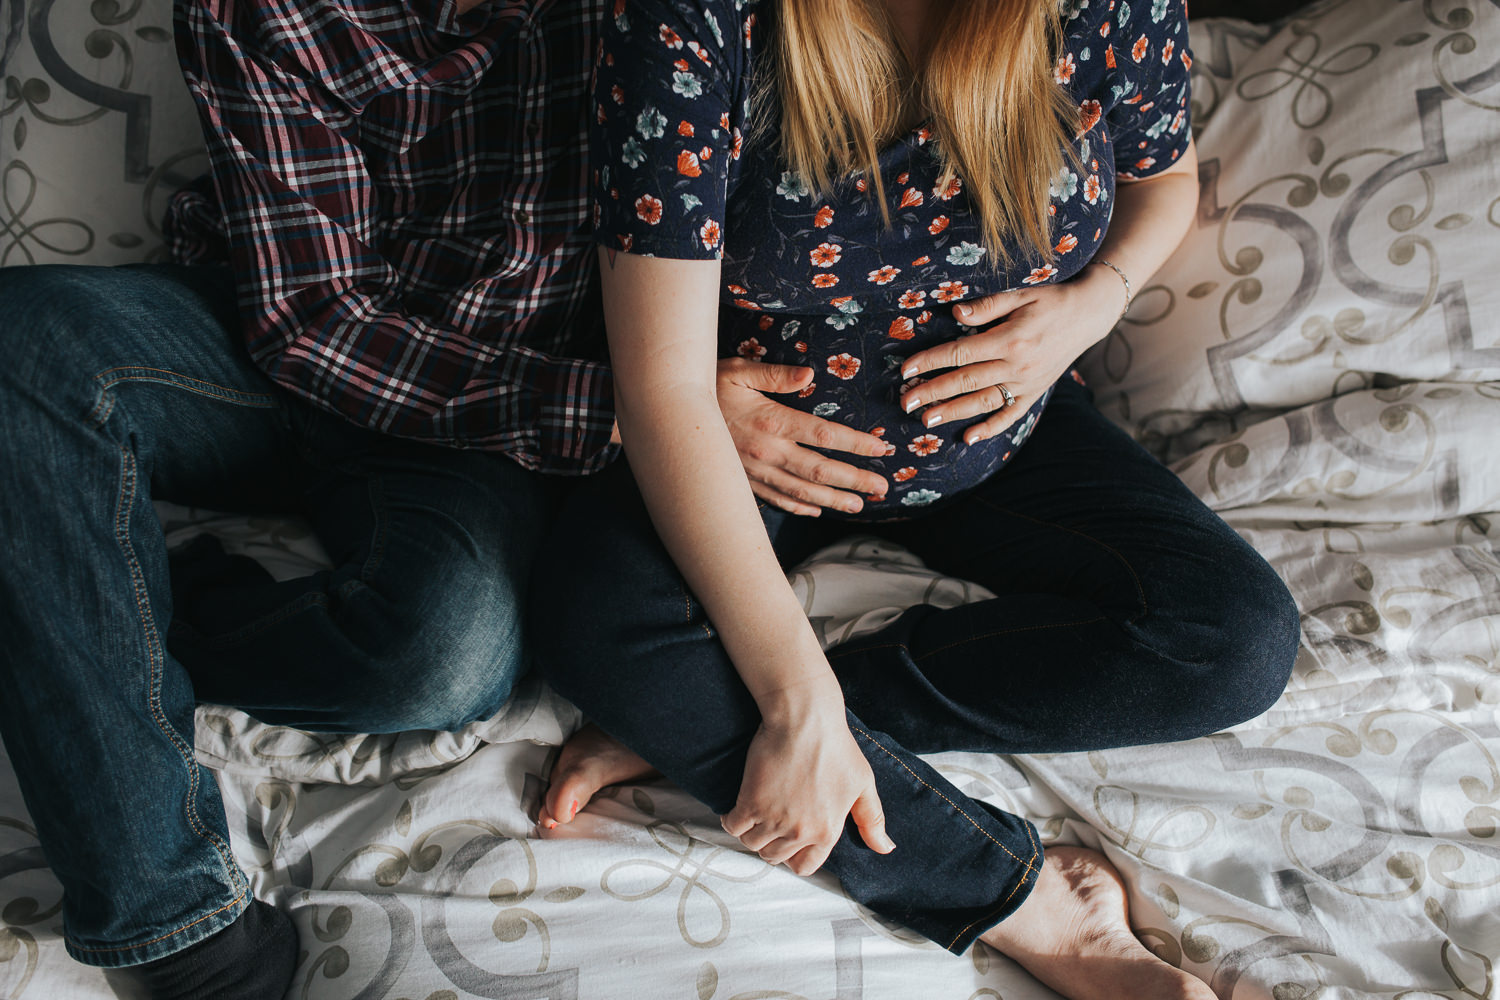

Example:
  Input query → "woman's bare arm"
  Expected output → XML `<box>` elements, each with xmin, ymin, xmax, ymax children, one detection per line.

<box><xmin>599</xmin><ymin>248</ymin><xmax>895</xmax><ymax>874</ymax></box>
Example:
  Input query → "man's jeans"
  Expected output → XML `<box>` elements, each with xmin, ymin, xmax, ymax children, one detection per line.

<box><xmin>0</xmin><ymin>264</ymin><xmax>554</xmax><ymax>966</ymax></box>
<box><xmin>532</xmin><ymin>376</ymin><xmax>1301</xmax><ymax>953</ymax></box>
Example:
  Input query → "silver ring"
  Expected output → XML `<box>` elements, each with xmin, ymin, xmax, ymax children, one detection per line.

<box><xmin>998</xmin><ymin>383</ymin><xmax>1016</xmax><ymax>408</ymax></box>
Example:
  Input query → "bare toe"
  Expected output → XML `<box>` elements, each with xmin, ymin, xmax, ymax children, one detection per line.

<box><xmin>980</xmin><ymin>846</ymin><xmax>1213</xmax><ymax>1000</ymax></box>
<box><xmin>543</xmin><ymin>723</ymin><xmax>657</xmax><ymax>828</ymax></box>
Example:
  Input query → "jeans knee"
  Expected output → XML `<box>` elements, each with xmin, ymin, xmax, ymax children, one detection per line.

<box><xmin>338</xmin><ymin>593</ymin><xmax>527</xmax><ymax>733</ymax></box>
<box><xmin>1150</xmin><ymin>563</ymin><xmax>1300</xmax><ymax>736</ymax></box>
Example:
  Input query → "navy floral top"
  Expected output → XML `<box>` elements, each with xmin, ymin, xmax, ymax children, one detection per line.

<box><xmin>593</xmin><ymin>0</ymin><xmax>1192</xmax><ymax>519</ymax></box>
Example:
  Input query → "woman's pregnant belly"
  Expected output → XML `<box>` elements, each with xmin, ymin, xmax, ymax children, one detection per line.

<box><xmin>720</xmin><ymin>307</ymin><xmax>1053</xmax><ymax>521</ymax></box>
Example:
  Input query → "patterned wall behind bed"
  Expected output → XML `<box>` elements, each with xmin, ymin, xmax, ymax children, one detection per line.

<box><xmin>0</xmin><ymin>0</ymin><xmax>208</xmax><ymax>267</ymax></box>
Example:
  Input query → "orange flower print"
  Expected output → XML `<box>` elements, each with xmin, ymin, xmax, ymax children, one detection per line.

<box><xmin>1105</xmin><ymin>44</ymin><xmax>1116</xmax><ymax>68</ymax></box>
<box><xmin>678</xmin><ymin>120</ymin><xmax>694</xmax><ymax>136</ymax></box>
<box><xmin>731</xmin><ymin>129</ymin><xmax>743</xmax><ymax>160</ymax></box>
<box><xmin>798</xmin><ymin>383</ymin><xmax>816</xmax><ymax>398</ymax></box>
<box><xmin>699</xmin><ymin>145</ymin><xmax>712</xmax><ymax>160</ymax></box>
<box><xmin>1162</xmin><ymin>39</ymin><xmax>1175</xmax><ymax>65</ymax></box>
<box><xmin>727</xmin><ymin>283</ymin><xmax>748</xmax><ymax>295</ymax></box>
<box><xmin>1098</xmin><ymin>19</ymin><xmax>1111</xmax><ymax>37</ymax></box>
<box><xmin>814</xmin><ymin>205</ymin><xmax>835</xmax><ymax>228</ymax></box>
<box><xmin>870</xmin><ymin>426</ymin><xmax>885</xmax><ymax>438</ymax></box>
<box><xmin>617</xmin><ymin>233</ymin><xmax>633</xmax><ymax>253</ymax></box>
<box><xmin>673</xmin><ymin>58</ymin><xmax>691</xmax><ymax>72</ymax></box>
<box><xmin>933</xmin><ymin>280</ymin><xmax>968</xmax><ymax>302</ymax></box>
<box><xmin>1079</xmin><ymin>99</ymin><xmax>1102</xmax><ymax>134</ymax></box>
<box><xmin>829</xmin><ymin>295</ymin><xmax>853</xmax><ymax>308</ymax></box>
<box><xmin>1023</xmin><ymin>264</ymin><xmax>1059</xmax><ymax>285</ymax></box>
<box><xmin>732</xmin><ymin>298</ymin><xmax>761</xmax><ymax>310</ymax></box>
<box><xmin>793</xmin><ymin>340</ymin><xmax>808</xmax><ymax>353</ymax></box>
<box><xmin>812</xmin><ymin>273</ymin><xmax>839</xmax><ymax>288</ymax></box>
<box><xmin>611</xmin><ymin>85</ymin><xmax>625</xmax><ymax>105</ymax></box>
<box><xmin>659</xmin><ymin>25</ymin><xmax>683</xmax><ymax>48</ymax></box>
<box><xmin>868</xmin><ymin>265</ymin><xmax>901</xmax><ymax>285</ymax></box>
<box><xmin>911</xmin><ymin>255</ymin><xmax>930</xmax><ymax>266</ymax></box>
<box><xmin>915</xmin><ymin>126</ymin><xmax>933</xmax><ymax>144</ymax></box>
<box><xmin>635</xmin><ymin>194</ymin><xmax>663</xmax><ymax>225</ymax></box>
<box><xmin>888</xmin><ymin>316</ymin><xmax>915</xmax><ymax>340</ymax></box>
<box><xmin>758</xmin><ymin>314</ymin><xmax>774</xmax><ymax>330</ymax></box>
<box><xmin>916</xmin><ymin>309</ymin><xmax>931</xmax><ymax>324</ymax></box>
<box><xmin>1054</xmin><ymin>52</ymin><xmax>1076</xmax><ymax>84</ymax></box>
<box><xmin>893</xmin><ymin>467</ymin><xmax>917</xmax><ymax>482</ymax></box>
<box><xmin>1055</xmin><ymin>233</ymin><xmax>1078</xmax><ymax>255</ymax></box>
<box><xmin>1181</xmin><ymin>50</ymin><xmax>1193</xmax><ymax>71</ymax></box>
<box><xmin>908</xmin><ymin>434</ymin><xmax>941</xmax><ymax>457</ymax></box>
<box><xmin>899</xmin><ymin>188</ymin><xmax>924</xmax><ymax>208</ymax></box>
<box><xmin>677</xmin><ymin>149</ymin><xmax>702</xmax><ymax>177</ymax></box>
<box><xmin>899</xmin><ymin>289</ymin><xmax>926</xmax><ymax>309</ymax></box>
<box><xmin>827</xmin><ymin>353</ymin><xmax>861</xmax><ymax>380</ymax></box>
<box><xmin>896</xmin><ymin>172</ymin><xmax>910</xmax><ymax>185</ymax></box>
<box><xmin>720</xmin><ymin>112</ymin><xmax>731</xmax><ymax>129</ymax></box>
<box><xmin>1083</xmin><ymin>173</ymin><xmax>1102</xmax><ymax>204</ymax></box>
<box><xmin>1132</xmin><ymin>35</ymin><xmax>1149</xmax><ymax>62</ymax></box>
<box><xmin>688</xmin><ymin>40</ymin><xmax>712</xmax><ymax>64</ymax></box>
<box><xmin>737</xmin><ymin>337</ymin><xmax>766</xmax><ymax>360</ymax></box>
<box><xmin>855</xmin><ymin>178</ymin><xmax>869</xmax><ymax>192</ymax></box>
<box><xmin>810</xmin><ymin>242</ymin><xmax>843</xmax><ymax>267</ymax></box>
<box><xmin>934</xmin><ymin>176</ymin><xmax>962</xmax><ymax>201</ymax></box>
<box><xmin>928</xmin><ymin>215</ymin><xmax>950</xmax><ymax>235</ymax></box>
<box><xmin>1135</xmin><ymin>156</ymin><xmax>1156</xmax><ymax>172</ymax></box>
<box><xmin>699</xmin><ymin>218</ymin><xmax>721</xmax><ymax>250</ymax></box>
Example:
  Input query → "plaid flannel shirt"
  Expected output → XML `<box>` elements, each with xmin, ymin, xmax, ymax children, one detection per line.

<box><xmin>167</xmin><ymin>0</ymin><xmax>615</xmax><ymax>474</ymax></box>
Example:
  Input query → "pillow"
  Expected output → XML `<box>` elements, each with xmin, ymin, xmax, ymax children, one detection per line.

<box><xmin>1079</xmin><ymin>0</ymin><xmax>1500</xmax><ymax>463</ymax></box>
<box><xmin>0</xmin><ymin>0</ymin><xmax>207</xmax><ymax>266</ymax></box>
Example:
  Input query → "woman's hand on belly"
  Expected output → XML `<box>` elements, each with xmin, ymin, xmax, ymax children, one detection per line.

<box><xmin>717</xmin><ymin>357</ymin><xmax>893</xmax><ymax>516</ymax></box>
<box><xmin>898</xmin><ymin>264</ymin><xmax>1127</xmax><ymax>444</ymax></box>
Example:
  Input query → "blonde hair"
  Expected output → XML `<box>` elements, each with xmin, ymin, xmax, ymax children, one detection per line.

<box><xmin>767</xmin><ymin>0</ymin><xmax>1078</xmax><ymax>266</ymax></box>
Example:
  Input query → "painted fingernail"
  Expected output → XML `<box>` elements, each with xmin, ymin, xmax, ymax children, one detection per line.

<box><xmin>925</xmin><ymin>412</ymin><xmax>943</xmax><ymax>428</ymax></box>
<box><xmin>956</xmin><ymin>303</ymin><xmax>973</xmax><ymax>319</ymax></box>
<box><xmin>543</xmin><ymin>818</ymin><xmax>557</xmax><ymax>830</ymax></box>
<box><xmin>904</xmin><ymin>396</ymin><xmax>922</xmax><ymax>413</ymax></box>
<box><xmin>902</xmin><ymin>366</ymin><xmax>918</xmax><ymax>379</ymax></box>
<box><xmin>569</xmin><ymin>800</ymin><xmax>579</xmax><ymax>819</ymax></box>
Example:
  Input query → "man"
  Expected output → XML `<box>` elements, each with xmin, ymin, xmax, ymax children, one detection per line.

<box><xmin>0</xmin><ymin>0</ymin><xmax>889</xmax><ymax>996</ymax></box>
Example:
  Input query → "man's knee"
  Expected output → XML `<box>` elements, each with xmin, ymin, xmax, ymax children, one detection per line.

<box><xmin>339</xmin><ymin>582</ymin><xmax>529</xmax><ymax>733</ymax></box>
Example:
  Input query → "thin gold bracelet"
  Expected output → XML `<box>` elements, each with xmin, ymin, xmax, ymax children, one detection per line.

<box><xmin>1091</xmin><ymin>257</ymin><xmax>1132</xmax><ymax>320</ymax></box>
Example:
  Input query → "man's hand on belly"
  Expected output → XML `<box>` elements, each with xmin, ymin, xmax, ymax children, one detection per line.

<box><xmin>716</xmin><ymin>358</ymin><xmax>893</xmax><ymax>517</ymax></box>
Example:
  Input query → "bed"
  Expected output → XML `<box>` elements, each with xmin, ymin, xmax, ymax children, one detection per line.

<box><xmin>3</xmin><ymin>0</ymin><xmax>1498</xmax><ymax>996</ymax></box>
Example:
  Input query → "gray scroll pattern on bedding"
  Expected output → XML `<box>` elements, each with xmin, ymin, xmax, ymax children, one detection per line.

<box><xmin>0</xmin><ymin>0</ymin><xmax>208</xmax><ymax>266</ymax></box>
<box><xmin>3</xmin><ymin>0</ymin><xmax>1500</xmax><ymax>997</ymax></box>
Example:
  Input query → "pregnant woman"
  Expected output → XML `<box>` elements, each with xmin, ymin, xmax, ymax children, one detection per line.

<box><xmin>534</xmin><ymin>0</ymin><xmax>1298</xmax><ymax>994</ymax></box>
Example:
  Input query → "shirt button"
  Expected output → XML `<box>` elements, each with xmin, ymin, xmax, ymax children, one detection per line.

<box><xmin>513</xmin><ymin>208</ymin><xmax>530</xmax><ymax>225</ymax></box>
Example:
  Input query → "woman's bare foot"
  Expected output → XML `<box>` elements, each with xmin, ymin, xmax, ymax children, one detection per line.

<box><xmin>980</xmin><ymin>847</ymin><xmax>1213</xmax><ymax>1000</ymax></box>
<box><xmin>539</xmin><ymin>723</ymin><xmax>658</xmax><ymax>829</ymax></box>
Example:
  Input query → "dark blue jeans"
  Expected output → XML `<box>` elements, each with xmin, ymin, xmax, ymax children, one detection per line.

<box><xmin>532</xmin><ymin>375</ymin><xmax>1300</xmax><ymax>953</ymax></box>
<box><xmin>0</xmin><ymin>264</ymin><xmax>555</xmax><ymax>966</ymax></box>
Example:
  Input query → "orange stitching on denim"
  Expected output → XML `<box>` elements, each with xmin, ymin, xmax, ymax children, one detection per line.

<box><xmin>971</xmin><ymin>495</ymin><xmax>1150</xmax><ymax>622</ymax></box>
<box><xmin>848</xmin><ymin>726</ymin><xmax>1035</xmax><ymax>871</ymax></box>
<box><xmin>945</xmin><ymin>819</ymin><xmax>1042</xmax><ymax>950</ymax></box>
<box><xmin>113</xmin><ymin>448</ymin><xmax>243</xmax><ymax>882</ymax></box>
<box><xmin>94</xmin><ymin>366</ymin><xmax>277</xmax><ymax>406</ymax></box>
<box><xmin>68</xmin><ymin>890</ymin><xmax>248</xmax><ymax>954</ymax></box>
